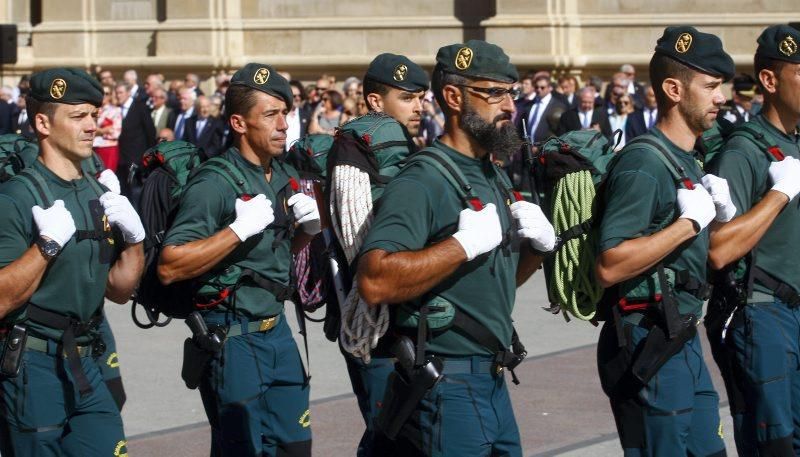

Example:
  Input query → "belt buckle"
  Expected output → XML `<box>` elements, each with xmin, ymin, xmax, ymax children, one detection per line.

<box><xmin>495</xmin><ymin>364</ymin><xmax>504</xmax><ymax>375</ymax></box>
<box><xmin>259</xmin><ymin>317</ymin><xmax>277</xmax><ymax>332</ymax></box>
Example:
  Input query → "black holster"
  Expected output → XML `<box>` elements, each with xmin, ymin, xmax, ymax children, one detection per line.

<box><xmin>630</xmin><ymin>313</ymin><xmax>697</xmax><ymax>385</ymax></box>
<box><xmin>0</xmin><ymin>324</ymin><xmax>27</xmax><ymax>378</ymax></box>
<box><xmin>181</xmin><ymin>312</ymin><xmax>225</xmax><ymax>390</ymax></box>
<box><xmin>376</xmin><ymin>336</ymin><xmax>443</xmax><ymax>440</ymax></box>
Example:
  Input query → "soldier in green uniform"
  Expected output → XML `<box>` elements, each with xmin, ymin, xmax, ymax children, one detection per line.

<box><xmin>327</xmin><ymin>52</ymin><xmax>428</xmax><ymax>457</ymax></box>
<box><xmin>0</xmin><ymin>68</ymin><xmax>145</xmax><ymax>456</ymax></box>
<box><xmin>357</xmin><ymin>40</ymin><xmax>556</xmax><ymax>456</ymax></box>
<box><xmin>706</xmin><ymin>24</ymin><xmax>800</xmax><ymax>456</ymax></box>
<box><xmin>594</xmin><ymin>27</ymin><xmax>734</xmax><ymax>456</ymax></box>
<box><xmin>158</xmin><ymin>63</ymin><xmax>319</xmax><ymax>457</ymax></box>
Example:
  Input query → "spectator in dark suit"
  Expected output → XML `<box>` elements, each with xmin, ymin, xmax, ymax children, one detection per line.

<box><xmin>170</xmin><ymin>87</ymin><xmax>196</xmax><ymax>142</ymax></box>
<box><xmin>620</xmin><ymin>64</ymin><xmax>646</xmax><ymax>105</ymax></box>
<box><xmin>558</xmin><ymin>87</ymin><xmax>612</xmax><ymax>137</ymax></box>
<box><xmin>626</xmin><ymin>84</ymin><xmax>658</xmax><ymax>141</ymax></box>
<box><xmin>184</xmin><ymin>73</ymin><xmax>204</xmax><ymax>97</ymax></box>
<box><xmin>123</xmin><ymin>69</ymin><xmax>148</xmax><ymax>104</ymax></box>
<box><xmin>286</xmin><ymin>80</ymin><xmax>311</xmax><ymax>151</ymax></box>
<box><xmin>184</xmin><ymin>95</ymin><xmax>224</xmax><ymax>159</ymax></box>
<box><xmin>143</xmin><ymin>73</ymin><xmax>164</xmax><ymax>108</ymax></box>
<box><xmin>721</xmin><ymin>73</ymin><xmax>757</xmax><ymax>126</ymax></box>
<box><xmin>10</xmin><ymin>96</ymin><xmax>34</xmax><ymax>139</ymax></box>
<box><xmin>115</xmin><ymin>82</ymin><xmax>156</xmax><ymax>202</ymax></box>
<box><xmin>0</xmin><ymin>98</ymin><xmax>11</xmax><ymax>135</ymax></box>
<box><xmin>512</xmin><ymin>73</ymin><xmax>536</xmax><ymax>125</ymax></box>
<box><xmin>150</xmin><ymin>87</ymin><xmax>174</xmax><ymax>134</ymax></box>
<box><xmin>557</xmin><ymin>75</ymin><xmax>580</xmax><ymax>109</ymax></box>
<box><xmin>518</xmin><ymin>73</ymin><xmax>567</xmax><ymax>142</ymax></box>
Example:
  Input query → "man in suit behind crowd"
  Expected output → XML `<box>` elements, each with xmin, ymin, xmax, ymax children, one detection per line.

<box><xmin>123</xmin><ymin>69</ymin><xmax>148</xmax><ymax>104</ymax></box>
<box><xmin>150</xmin><ymin>87</ymin><xmax>174</xmax><ymax>134</ymax></box>
<box><xmin>518</xmin><ymin>73</ymin><xmax>568</xmax><ymax>142</ymax></box>
<box><xmin>115</xmin><ymin>82</ymin><xmax>156</xmax><ymax>201</ymax></box>
<box><xmin>558</xmin><ymin>86</ymin><xmax>612</xmax><ymax>137</ymax></box>
<box><xmin>625</xmin><ymin>84</ymin><xmax>658</xmax><ymax>141</ymax></box>
<box><xmin>286</xmin><ymin>80</ymin><xmax>311</xmax><ymax>150</ymax></box>
<box><xmin>183</xmin><ymin>95</ymin><xmax>224</xmax><ymax>158</ymax></box>
<box><xmin>170</xmin><ymin>88</ymin><xmax>195</xmax><ymax>142</ymax></box>
<box><xmin>10</xmin><ymin>95</ymin><xmax>34</xmax><ymax>139</ymax></box>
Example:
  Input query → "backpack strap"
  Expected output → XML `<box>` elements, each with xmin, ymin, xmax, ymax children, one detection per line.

<box><xmin>202</xmin><ymin>156</ymin><xmax>253</xmax><ymax>197</ymax></box>
<box><xmin>727</xmin><ymin>123</ymin><xmax>786</xmax><ymax>162</ymax></box>
<box><xmin>407</xmin><ymin>148</ymin><xmax>484</xmax><ymax>210</ymax></box>
<box><xmin>16</xmin><ymin>168</ymin><xmax>54</xmax><ymax>208</ymax></box>
<box><xmin>626</xmin><ymin>137</ymin><xmax>694</xmax><ymax>190</ymax></box>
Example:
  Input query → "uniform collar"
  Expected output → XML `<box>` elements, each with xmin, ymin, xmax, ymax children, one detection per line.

<box><xmin>225</xmin><ymin>147</ymin><xmax>290</xmax><ymax>190</ymax></box>
<box><xmin>33</xmin><ymin>159</ymin><xmax>92</xmax><ymax>190</ymax></box>
<box><xmin>753</xmin><ymin>113</ymin><xmax>799</xmax><ymax>144</ymax></box>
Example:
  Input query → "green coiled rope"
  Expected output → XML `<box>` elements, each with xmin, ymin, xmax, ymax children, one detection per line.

<box><xmin>548</xmin><ymin>170</ymin><xmax>604</xmax><ymax>321</ymax></box>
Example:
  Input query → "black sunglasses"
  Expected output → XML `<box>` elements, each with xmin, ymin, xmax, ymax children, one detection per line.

<box><xmin>455</xmin><ymin>84</ymin><xmax>521</xmax><ymax>100</ymax></box>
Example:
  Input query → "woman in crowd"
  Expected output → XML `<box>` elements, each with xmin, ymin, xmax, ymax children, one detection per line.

<box><xmin>309</xmin><ymin>89</ymin><xmax>344</xmax><ymax>135</ymax></box>
<box><xmin>93</xmin><ymin>85</ymin><xmax>122</xmax><ymax>171</ymax></box>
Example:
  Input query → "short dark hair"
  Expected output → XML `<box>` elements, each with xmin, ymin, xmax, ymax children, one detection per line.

<box><xmin>649</xmin><ymin>53</ymin><xmax>695</xmax><ymax>109</ymax></box>
<box><xmin>323</xmin><ymin>90</ymin><xmax>343</xmax><ymax>109</ymax></box>
<box><xmin>224</xmin><ymin>84</ymin><xmax>261</xmax><ymax>119</ymax></box>
<box><xmin>753</xmin><ymin>53</ymin><xmax>788</xmax><ymax>91</ymax></box>
<box><xmin>431</xmin><ymin>68</ymin><xmax>470</xmax><ymax>116</ymax></box>
<box><xmin>361</xmin><ymin>78</ymin><xmax>390</xmax><ymax>111</ymax></box>
<box><xmin>25</xmin><ymin>95</ymin><xmax>57</xmax><ymax>135</ymax></box>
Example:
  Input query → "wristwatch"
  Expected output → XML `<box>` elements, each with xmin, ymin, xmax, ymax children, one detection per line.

<box><xmin>35</xmin><ymin>237</ymin><xmax>62</xmax><ymax>260</ymax></box>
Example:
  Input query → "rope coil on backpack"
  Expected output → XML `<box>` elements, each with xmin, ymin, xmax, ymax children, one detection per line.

<box><xmin>548</xmin><ymin>169</ymin><xmax>604</xmax><ymax>321</ymax></box>
<box><xmin>330</xmin><ymin>164</ymin><xmax>390</xmax><ymax>363</ymax></box>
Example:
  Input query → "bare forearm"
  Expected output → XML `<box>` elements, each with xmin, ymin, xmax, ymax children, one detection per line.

<box><xmin>358</xmin><ymin>238</ymin><xmax>467</xmax><ymax>306</ymax></box>
<box><xmin>516</xmin><ymin>243</ymin><xmax>544</xmax><ymax>287</ymax></box>
<box><xmin>708</xmin><ymin>190</ymin><xmax>788</xmax><ymax>270</ymax></box>
<box><xmin>596</xmin><ymin>218</ymin><xmax>697</xmax><ymax>287</ymax></box>
<box><xmin>158</xmin><ymin>228</ymin><xmax>241</xmax><ymax>285</ymax></box>
<box><xmin>0</xmin><ymin>247</ymin><xmax>49</xmax><ymax>318</ymax></box>
<box><xmin>105</xmin><ymin>242</ymin><xmax>144</xmax><ymax>303</ymax></box>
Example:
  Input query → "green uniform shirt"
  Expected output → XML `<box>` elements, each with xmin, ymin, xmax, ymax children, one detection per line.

<box><xmin>0</xmin><ymin>160</ymin><xmax>112</xmax><ymax>342</ymax></box>
<box><xmin>599</xmin><ymin>128</ymin><xmax>709</xmax><ymax>317</ymax></box>
<box><xmin>361</xmin><ymin>139</ymin><xmax>521</xmax><ymax>357</ymax></box>
<box><xmin>706</xmin><ymin>114</ymin><xmax>800</xmax><ymax>298</ymax></box>
<box><xmin>164</xmin><ymin>148</ymin><xmax>299</xmax><ymax>319</ymax></box>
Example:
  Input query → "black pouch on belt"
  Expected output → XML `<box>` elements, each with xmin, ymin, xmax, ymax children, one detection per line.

<box><xmin>0</xmin><ymin>324</ymin><xmax>27</xmax><ymax>378</ymax></box>
<box><xmin>631</xmin><ymin>313</ymin><xmax>697</xmax><ymax>385</ymax></box>
<box><xmin>181</xmin><ymin>312</ymin><xmax>225</xmax><ymax>390</ymax></box>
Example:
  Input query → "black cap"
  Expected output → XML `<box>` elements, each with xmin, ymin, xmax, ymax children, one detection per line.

<box><xmin>731</xmin><ymin>74</ymin><xmax>757</xmax><ymax>97</ymax></box>
<box><xmin>654</xmin><ymin>26</ymin><xmax>735</xmax><ymax>80</ymax></box>
<box><xmin>364</xmin><ymin>53</ymin><xmax>428</xmax><ymax>92</ymax></box>
<box><xmin>434</xmin><ymin>40</ymin><xmax>518</xmax><ymax>83</ymax></box>
<box><xmin>230</xmin><ymin>63</ymin><xmax>293</xmax><ymax>110</ymax></box>
<box><xmin>756</xmin><ymin>24</ymin><xmax>800</xmax><ymax>64</ymax></box>
<box><xmin>29</xmin><ymin>68</ymin><xmax>103</xmax><ymax>106</ymax></box>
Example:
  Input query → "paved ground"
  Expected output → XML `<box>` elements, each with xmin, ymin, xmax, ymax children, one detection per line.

<box><xmin>105</xmin><ymin>274</ymin><xmax>738</xmax><ymax>456</ymax></box>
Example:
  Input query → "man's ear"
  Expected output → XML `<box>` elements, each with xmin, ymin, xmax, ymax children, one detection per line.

<box><xmin>366</xmin><ymin>93</ymin><xmax>383</xmax><ymax>112</ymax></box>
<box><xmin>441</xmin><ymin>85</ymin><xmax>463</xmax><ymax>115</ymax></box>
<box><xmin>34</xmin><ymin>113</ymin><xmax>51</xmax><ymax>136</ymax></box>
<box><xmin>661</xmin><ymin>77</ymin><xmax>683</xmax><ymax>104</ymax></box>
<box><xmin>229</xmin><ymin>113</ymin><xmax>246</xmax><ymax>135</ymax></box>
<box><xmin>758</xmin><ymin>68</ymin><xmax>778</xmax><ymax>95</ymax></box>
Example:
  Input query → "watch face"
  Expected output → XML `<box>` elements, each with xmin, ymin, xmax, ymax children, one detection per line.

<box><xmin>37</xmin><ymin>238</ymin><xmax>60</xmax><ymax>258</ymax></box>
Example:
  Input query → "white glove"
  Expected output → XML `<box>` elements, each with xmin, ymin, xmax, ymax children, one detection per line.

<box><xmin>700</xmin><ymin>174</ymin><xmax>736</xmax><ymax>222</ymax></box>
<box><xmin>32</xmin><ymin>200</ymin><xmax>76</xmax><ymax>248</ymax></box>
<box><xmin>99</xmin><ymin>192</ymin><xmax>145</xmax><ymax>243</ymax></box>
<box><xmin>677</xmin><ymin>184</ymin><xmax>716</xmax><ymax>232</ymax></box>
<box><xmin>228</xmin><ymin>194</ymin><xmax>274</xmax><ymax>242</ymax></box>
<box><xmin>452</xmin><ymin>203</ymin><xmax>502</xmax><ymax>261</ymax></box>
<box><xmin>769</xmin><ymin>156</ymin><xmax>800</xmax><ymax>201</ymax></box>
<box><xmin>287</xmin><ymin>193</ymin><xmax>321</xmax><ymax>235</ymax></box>
<box><xmin>510</xmin><ymin>201</ymin><xmax>556</xmax><ymax>252</ymax></box>
<box><xmin>97</xmin><ymin>169</ymin><xmax>121</xmax><ymax>195</ymax></box>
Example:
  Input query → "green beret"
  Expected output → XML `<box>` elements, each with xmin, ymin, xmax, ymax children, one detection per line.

<box><xmin>434</xmin><ymin>40</ymin><xmax>518</xmax><ymax>83</ymax></box>
<box><xmin>756</xmin><ymin>24</ymin><xmax>800</xmax><ymax>64</ymax></box>
<box><xmin>364</xmin><ymin>53</ymin><xmax>428</xmax><ymax>92</ymax></box>
<box><xmin>29</xmin><ymin>68</ymin><xmax>103</xmax><ymax>106</ymax></box>
<box><xmin>230</xmin><ymin>63</ymin><xmax>293</xmax><ymax>110</ymax></box>
<box><xmin>654</xmin><ymin>26</ymin><xmax>735</xmax><ymax>80</ymax></box>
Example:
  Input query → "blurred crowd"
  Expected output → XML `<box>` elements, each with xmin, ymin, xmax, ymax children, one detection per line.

<box><xmin>0</xmin><ymin>63</ymin><xmax>760</xmax><ymax>187</ymax></box>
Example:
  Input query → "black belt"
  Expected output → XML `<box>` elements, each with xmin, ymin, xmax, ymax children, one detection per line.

<box><xmin>752</xmin><ymin>268</ymin><xmax>800</xmax><ymax>307</ymax></box>
<box><xmin>674</xmin><ymin>270</ymin><xmax>712</xmax><ymax>301</ymax></box>
<box><xmin>25</xmin><ymin>304</ymin><xmax>102</xmax><ymax>397</ymax></box>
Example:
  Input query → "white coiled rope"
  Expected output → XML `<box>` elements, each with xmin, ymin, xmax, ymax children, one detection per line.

<box><xmin>330</xmin><ymin>164</ymin><xmax>390</xmax><ymax>363</ymax></box>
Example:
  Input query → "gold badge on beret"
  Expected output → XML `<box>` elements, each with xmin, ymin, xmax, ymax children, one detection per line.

<box><xmin>393</xmin><ymin>64</ymin><xmax>408</xmax><ymax>82</ymax></box>
<box><xmin>49</xmin><ymin>78</ymin><xmax>67</xmax><ymax>99</ymax></box>
<box><xmin>675</xmin><ymin>33</ymin><xmax>693</xmax><ymax>54</ymax></box>
<box><xmin>253</xmin><ymin>68</ymin><xmax>270</xmax><ymax>85</ymax></box>
<box><xmin>455</xmin><ymin>47</ymin><xmax>474</xmax><ymax>70</ymax></box>
<box><xmin>780</xmin><ymin>35</ymin><xmax>798</xmax><ymax>57</ymax></box>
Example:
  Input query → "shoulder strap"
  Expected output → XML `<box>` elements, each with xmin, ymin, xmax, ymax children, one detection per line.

<box><xmin>83</xmin><ymin>171</ymin><xmax>106</xmax><ymax>197</ymax></box>
<box><xmin>202</xmin><ymin>156</ymin><xmax>252</xmax><ymax>197</ymax></box>
<box><xmin>408</xmin><ymin>148</ymin><xmax>483</xmax><ymax>210</ymax></box>
<box><xmin>728</xmin><ymin>123</ymin><xmax>785</xmax><ymax>162</ymax></box>
<box><xmin>17</xmin><ymin>168</ymin><xmax>54</xmax><ymax>208</ymax></box>
<box><xmin>626</xmin><ymin>137</ymin><xmax>693</xmax><ymax>190</ymax></box>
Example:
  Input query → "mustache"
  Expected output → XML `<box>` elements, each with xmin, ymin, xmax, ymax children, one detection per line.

<box><xmin>493</xmin><ymin>113</ymin><xmax>512</xmax><ymax>124</ymax></box>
